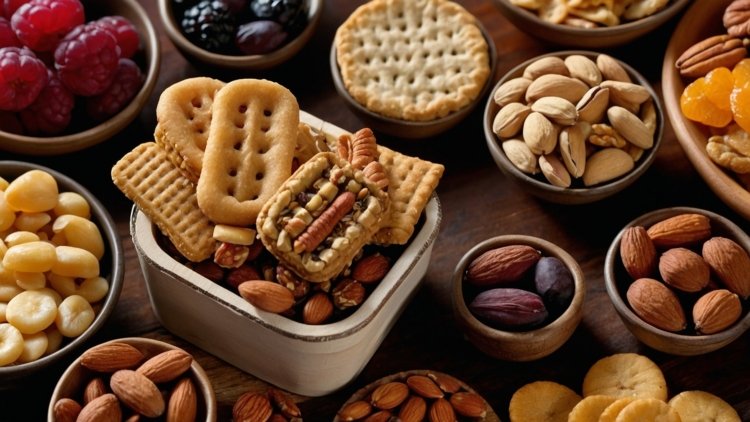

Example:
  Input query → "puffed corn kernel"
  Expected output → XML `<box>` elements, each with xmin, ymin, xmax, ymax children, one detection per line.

<box><xmin>0</xmin><ymin>192</ymin><xmax>14</xmax><ymax>232</ymax></box>
<box><xmin>4</xmin><ymin>170</ymin><xmax>58</xmax><ymax>213</ymax></box>
<box><xmin>53</xmin><ymin>192</ymin><xmax>90</xmax><ymax>219</ymax></box>
<box><xmin>17</xmin><ymin>331</ymin><xmax>47</xmax><ymax>363</ymax></box>
<box><xmin>44</xmin><ymin>326</ymin><xmax>62</xmax><ymax>356</ymax></box>
<box><xmin>0</xmin><ymin>274</ymin><xmax>22</xmax><ymax>302</ymax></box>
<box><xmin>36</xmin><ymin>287</ymin><xmax>62</xmax><ymax>306</ymax></box>
<box><xmin>212</xmin><ymin>224</ymin><xmax>256</xmax><ymax>246</ymax></box>
<box><xmin>15</xmin><ymin>271</ymin><xmax>46</xmax><ymax>290</ymax></box>
<box><xmin>55</xmin><ymin>295</ymin><xmax>94</xmax><ymax>337</ymax></box>
<box><xmin>3</xmin><ymin>241</ymin><xmax>56</xmax><ymax>272</ymax></box>
<box><xmin>0</xmin><ymin>323</ymin><xmax>23</xmax><ymax>366</ymax></box>
<box><xmin>6</xmin><ymin>290</ymin><xmax>57</xmax><ymax>334</ymax></box>
<box><xmin>52</xmin><ymin>215</ymin><xmax>104</xmax><ymax>259</ymax></box>
<box><xmin>4</xmin><ymin>231</ymin><xmax>39</xmax><ymax>247</ymax></box>
<box><xmin>14</xmin><ymin>212</ymin><xmax>51</xmax><ymax>233</ymax></box>
<box><xmin>51</xmin><ymin>246</ymin><xmax>98</xmax><ymax>279</ymax></box>
<box><xmin>48</xmin><ymin>274</ymin><xmax>108</xmax><ymax>303</ymax></box>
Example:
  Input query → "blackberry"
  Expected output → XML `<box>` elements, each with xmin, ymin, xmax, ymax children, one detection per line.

<box><xmin>249</xmin><ymin>0</ymin><xmax>306</xmax><ymax>29</ymax></box>
<box><xmin>181</xmin><ymin>0</ymin><xmax>236</xmax><ymax>53</ymax></box>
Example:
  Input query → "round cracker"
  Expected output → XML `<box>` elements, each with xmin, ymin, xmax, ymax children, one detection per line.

<box><xmin>599</xmin><ymin>397</ymin><xmax>636</xmax><ymax>422</ymax></box>
<box><xmin>582</xmin><ymin>353</ymin><xmax>667</xmax><ymax>400</ymax></box>
<box><xmin>567</xmin><ymin>394</ymin><xmax>618</xmax><ymax>422</ymax></box>
<box><xmin>668</xmin><ymin>390</ymin><xmax>741</xmax><ymax>422</ymax></box>
<box><xmin>614</xmin><ymin>398</ymin><xmax>680</xmax><ymax>422</ymax></box>
<box><xmin>508</xmin><ymin>380</ymin><xmax>581</xmax><ymax>422</ymax></box>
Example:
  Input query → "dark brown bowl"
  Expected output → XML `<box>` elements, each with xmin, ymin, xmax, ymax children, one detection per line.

<box><xmin>604</xmin><ymin>206</ymin><xmax>750</xmax><ymax>355</ymax></box>
<box><xmin>0</xmin><ymin>0</ymin><xmax>160</xmax><ymax>155</ymax></box>
<box><xmin>0</xmin><ymin>161</ymin><xmax>124</xmax><ymax>386</ymax></box>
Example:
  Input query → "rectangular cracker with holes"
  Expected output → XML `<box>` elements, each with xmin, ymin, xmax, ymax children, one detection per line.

<box><xmin>197</xmin><ymin>79</ymin><xmax>299</xmax><ymax>227</ymax></box>
<box><xmin>155</xmin><ymin>77</ymin><xmax>225</xmax><ymax>183</ymax></box>
<box><xmin>111</xmin><ymin>142</ymin><xmax>216</xmax><ymax>262</ymax></box>
<box><xmin>256</xmin><ymin>152</ymin><xmax>388</xmax><ymax>282</ymax></box>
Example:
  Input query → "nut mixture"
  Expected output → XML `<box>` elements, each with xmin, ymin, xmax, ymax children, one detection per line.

<box><xmin>509</xmin><ymin>0</ymin><xmax>674</xmax><ymax>28</ymax></box>
<box><xmin>232</xmin><ymin>388</ymin><xmax>302</xmax><ymax>421</ymax></box>
<box><xmin>463</xmin><ymin>244</ymin><xmax>575</xmax><ymax>330</ymax></box>
<box><xmin>619</xmin><ymin>213</ymin><xmax>750</xmax><ymax>334</ymax></box>
<box><xmin>492</xmin><ymin>53</ymin><xmax>657</xmax><ymax>188</ymax></box>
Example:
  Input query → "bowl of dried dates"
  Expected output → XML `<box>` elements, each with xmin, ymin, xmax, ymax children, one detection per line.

<box><xmin>158</xmin><ymin>0</ymin><xmax>322</xmax><ymax>70</ymax></box>
<box><xmin>49</xmin><ymin>337</ymin><xmax>216</xmax><ymax>421</ymax></box>
<box><xmin>662</xmin><ymin>0</ymin><xmax>750</xmax><ymax>221</ymax></box>
<box><xmin>604</xmin><ymin>206</ymin><xmax>750</xmax><ymax>355</ymax></box>
<box><xmin>0</xmin><ymin>0</ymin><xmax>160</xmax><ymax>155</ymax></box>
<box><xmin>451</xmin><ymin>234</ymin><xmax>585</xmax><ymax>362</ymax></box>
<box><xmin>485</xmin><ymin>50</ymin><xmax>664</xmax><ymax>204</ymax></box>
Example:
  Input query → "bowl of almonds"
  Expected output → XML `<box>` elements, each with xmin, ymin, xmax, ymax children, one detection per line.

<box><xmin>604</xmin><ymin>206</ymin><xmax>750</xmax><ymax>355</ymax></box>
<box><xmin>451</xmin><ymin>234</ymin><xmax>585</xmax><ymax>361</ymax></box>
<box><xmin>485</xmin><ymin>50</ymin><xmax>664</xmax><ymax>204</ymax></box>
<box><xmin>48</xmin><ymin>337</ymin><xmax>216</xmax><ymax>421</ymax></box>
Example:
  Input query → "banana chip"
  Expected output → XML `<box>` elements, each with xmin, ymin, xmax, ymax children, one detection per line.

<box><xmin>509</xmin><ymin>380</ymin><xmax>581</xmax><ymax>422</ymax></box>
<box><xmin>598</xmin><ymin>397</ymin><xmax>636</xmax><ymax>422</ymax></box>
<box><xmin>615</xmin><ymin>398</ymin><xmax>681</xmax><ymax>422</ymax></box>
<box><xmin>567</xmin><ymin>394</ymin><xmax>619</xmax><ymax>422</ymax></box>
<box><xmin>582</xmin><ymin>353</ymin><xmax>667</xmax><ymax>400</ymax></box>
<box><xmin>668</xmin><ymin>390</ymin><xmax>741</xmax><ymax>422</ymax></box>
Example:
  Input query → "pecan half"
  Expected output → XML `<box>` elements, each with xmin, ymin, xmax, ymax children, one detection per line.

<box><xmin>675</xmin><ymin>34</ymin><xmax>747</xmax><ymax>78</ymax></box>
<box><xmin>724</xmin><ymin>0</ymin><xmax>750</xmax><ymax>38</ymax></box>
<box><xmin>293</xmin><ymin>191</ymin><xmax>356</xmax><ymax>253</ymax></box>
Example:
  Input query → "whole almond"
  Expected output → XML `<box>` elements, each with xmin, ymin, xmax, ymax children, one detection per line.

<box><xmin>337</xmin><ymin>400</ymin><xmax>372</xmax><ymax>421</ymax></box>
<box><xmin>600</xmin><ymin>80</ymin><xmax>651</xmax><ymax>109</ymax></box>
<box><xmin>124</xmin><ymin>415</ymin><xmax>141</xmax><ymax>422</ymax></box>
<box><xmin>364</xmin><ymin>410</ymin><xmax>392</xmax><ymax>422</ymax></box>
<box><xmin>77</xmin><ymin>393</ymin><xmax>121</xmax><ymax>422</ymax></box>
<box><xmin>406</xmin><ymin>375</ymin><xmax>444</xmax><ymax>399</ymax></box>
<box><xmin>269</xmin><ymin>388</ymin><xmax>301</xmax><ymax>418</ymax></box>
<box><xmin>466</xmin><ymin>244</ymin><xmax>541</xmax><ymax>286</ymax></box>
<box><xmin>493</xmin><ymin>77</ymin><xmax>531</xmax><ymax>107</ymax></box>
<box><xmin>620</xmin><ymin>226</ymin><xmax>657</xmax><ymax>279</ymax></box>
<box><xmin>523</xmin><ymin>111</ymin><xmax>558</xmax><ymax>155</ymax></box>
<box><xmin>53</xmin><ymin>398</ymin><xmax>82</xmax><ymax>422</ymax></box>
<box><xmin>647</xmin><ymin>214</ymin><xmax>711</xmax><ymax>248</ymax></box>
<box><xmin>693</xmin><ymin>289</ymin><xmax>742</xmax><ymax>334</ymax></box>
<box><xmin>136</xmin><ymin>349</ymin><xmax>193</xmax><ymax>384</ymax></box>
<box><xmin>702</xmin><ymin>236</ymin><xmax>750</xmax><ymax>299</ymax></box>
<box><xmin>640</xmin><ymin>99</ymin><xmax>657</xmax><ymax>135</ymax></box>
<box><xmin>658</xmin><ymin>248</ymin><xmax>710</xmax><ymax>293</ymax></box>
<box><xmin>429</xmin><ymin>398</ymin><xmax>456</xmax><ymax>422</ymax></box>
<box><xmin>525</xmin><ymin>74</ymin><xmax>589</xmax><ymax>104</ymax></box>
<box><xmin>83</xmin><ymin>377</ymin><xmax>107</xmax><ymax>404</ymax></box>
<box><xmin>238</xmin><ymin>280</ymin><xmax>295</xmax><ymax>313</ymax></box>
<box><xmin>371</xmin><ymin>381</ymin><xmax>409</xmax><ymax>410</ymax></box>
<box><xmin>523</xmin><ymin>56</ymin><xmax>570</xmax><ymax>80</ymax></box>
<box><xmin>167</xmin><ymin>377</ymin><xmax>197</xmax><ymax>422</ymax></box>
<box><xmin>607</xmin><ymin>106</ymin><xmax>653</xmax><ymax>149</ymax></box>
<box><xmin>493</xmin><ymin>102</ymin><xmax>531</xmax><ymax>138</ymax></box>
<box><xmin>502</xmin><ymin>139</ymin><xmax>538</xmax><ymax>175</ymax></box>
<box><xmin>302</xmin><ymin>292</ymin><xmax>334</xmax><ymax>325</ymax></box>
<box><xmin>530</xmin><ymin>96</ymin><xmax>578</xmax><ymax>126</ymax></box>
<box><xmin>398</xmin><ymin>396</ymin><xmax>427</xmax><ymax>422</ymax></box>
<box><xmin>332</xmin><ymin>278</ymin><xmax>365</xmax><ymax>309</ymax></box>
<box><xmin>597</xmin><ymin>54</ymin><xmax>632</xmax><ymax>83</ymax></box>
<box><xmin>582</xmin><ymin>148</ymin><xmax>634</xmax><ymax>187</ymax></box>
<box><xmin>352</xmin><ymin>253</ymin><xmax>390</xmax><ymax>283</ymax></box>
<box><xmin>564</xmin><ymin>54</ymin><xmax>602</xmax><ymax>87</ymax></box>
<box><xmin>80</xmin><ymin>342</ymin><xmax>144</xmax><ymax>372</ymax></box>
<box><xmin>450</xmin><ymin>392</ymin><xmax>488</xmax><ymax>418</ymax></box>
<box><xmin>233</xmin><ymin>392</ymin><xmax>273</xmax><ymax>422</ymax></box>
<box><xmin>427</xmin><ymin>372</ymin><xmax>462</xmax><ymax>394</ymax></box>
<box><xmin>626</xmin><ymin>278</ymin><xmax>686</xmax><ymax>332</ymax></box>
<box><xmin>110</xmin><ymin>369</ymin><xmax>165</xmax><ymax>418</ymax></box>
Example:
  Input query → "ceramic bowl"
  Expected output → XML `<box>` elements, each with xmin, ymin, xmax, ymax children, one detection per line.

<box><xmin>604</xmin><ymin>206</ymin><xmax>750</xmax><ymax>355</ymax></box>
<box><xmin>0</xmin><ymin>0</ymin><xmax>160</xmax><ymax>156</ymax></box>
<box><xmin>130</xmin><ymin>111</ymin><xmax>443</xmax><ymax>396</ymax></box>
<box><xmin>492</xmin><ymin>0</ymin><xmax>690</xmax><ymax>48</ymax></box>
<box><xmin>333</xmin><ymin>369</ymin><xmax>500</xmax><ymax>421</ymax></box>
<box><xmin>451</xmin><ymin>235</ymin><xmax>585</xmax><ymax>362</ymax></box>
<box><xmin>329</xmin><ymin>14</ymin><xmax>497</xmax><ymax>140</ymax></box>
<box><xmin>0</xmin><ymin>161</ymin><xmax>124</xmax><ymax>386</ymax></box>
<box><xmin>484</xmin><ymin>50</ymin><xmax>664</xmax><ymax>204</ymax></box>
<box><xmin>661</xmin><ymin>0</ymin><xmax>750</xmax><ymax>221</ymax></box>
<box><xmin>48</xmin><ymin>337</ymin><xmax>216</xmax><ymax>421</ymax></box>
<box><xmin>158</xmin><ymin>0</ymin><xmax>322</xmax><ymax>71</ymax></box>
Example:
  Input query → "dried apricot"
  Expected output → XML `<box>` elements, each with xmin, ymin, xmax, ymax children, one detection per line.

<box><xmin>704</xmin><ymin>67</ymin><xmax>733</xmax><ymax>111</ymax></box>
<box><xmin>732</xmin><ymin>58</ymin><xmax>750</xmax><ymax>89</ymax></box>
<box><xmin>730</xmin><ymin>86</ymin><xmax>750</xmax><ymax>132</ymax></box>
<box><xmin>681</xmin><ymin>78</ymin><xmax>733</xmax><ymax>127</ymax></box>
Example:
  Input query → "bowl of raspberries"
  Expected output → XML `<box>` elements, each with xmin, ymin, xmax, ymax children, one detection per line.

<box><xmin>158</xmin><ymin>0</ymin><xmax>323</xmax><ymax>70</ymax></box>
<box><xmin>0</xmin><ymin>0</ymin><xmax>159</xmax><ymax>155</ymax></box>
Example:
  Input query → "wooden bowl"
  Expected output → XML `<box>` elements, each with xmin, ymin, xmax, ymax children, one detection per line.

<box><xmin>333</xmin><ymin>369</ymin><xmax>500</xmax><ymax>421</ymax></box>
<box><xmin>484</xmin><ymin>50</ymin><xmax>664</xmax><ymax>204</ymax></box>
<box><xmin>0</xmin><ymin>0</ymin><xmax>160</xmax><ymax>156</ymax></box>
<box><xmin>329</xmin><ymin>14</ymin><xmax>497</xmax><ymax>140</ymax></box>
<box><xmin>48</xmin><ymin>337</ymin><xmax>216</xmax><ymax>421</ymax></box>
<box><xmin>661</xmin><ymin>0</ymin><xmax>750</xmax><ymax>221</ymax></box>
<box><xmin>0</xmin><ymin>161</ymin><xmax>124</xmax><ymax>386</ymax></box>
<box><xmin>158</xmin><ymin>0</ymin><xmax>322</xmax><ymax>71</ymax></box>
<box><xmin>451</xmin><ymin>235</ymin><xmax>585</xmax><ymax>362</ymax></box>
<box><xmin>604</xmin><ymin>206</ymin><xmax>750</xmax><ymax>355</ymax></box>
<box><xmin>492</xmin><ymin>0</ymin><xmax>690</xmax><ymax>48</ymax></box>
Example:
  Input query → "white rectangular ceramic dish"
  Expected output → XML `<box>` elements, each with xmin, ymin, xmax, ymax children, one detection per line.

<box><xmin>130</xmin><ymin>112</ymin><xmax>442</xmax><ymax>396</ymax></box>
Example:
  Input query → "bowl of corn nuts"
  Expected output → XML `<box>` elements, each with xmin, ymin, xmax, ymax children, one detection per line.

<box><xmin>0</xmin><ymin>161</ymin><xmax>124</xmax><ymax>385</ymax></box>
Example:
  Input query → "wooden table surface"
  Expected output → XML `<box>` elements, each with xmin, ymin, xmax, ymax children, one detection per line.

<box><xmin>3</xmin><ymin>0</ymin><xmax>750</xmax><ymax>420</ymax></box>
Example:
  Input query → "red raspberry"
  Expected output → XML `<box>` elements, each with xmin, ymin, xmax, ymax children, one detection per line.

<box><xmin>0</xmin><ymin>46</ymin><xmax>47</xmax><ymax>111</ymax></box>
<box><xmin>54</xmin><ymin>22</ymin><xmax>120</xmax><ymax>96</ymax></box>
<box><xmin>11</xmin><ymin>0</ymin><xmax>84</xmax><ymax>52</ymax></box>
<box><xmin>20</xmin><ymin>69</ymin><xmax>73</xmax><ymax>134</ymax></box>
<box><xmin>86</xmin><ymin>58</ymin><xmax>143</xmax><ymax>121</ymax></box>
<box><xmin>94</xmin><ymin>16</ymin><xmax>139</xmax><ymax>59</ymax></box>
<box><xmin>3</xmin><ymin>0</ymin><xmax>29</xmax><ymax>18</ymax></box>
<box><xmin>0</xmin><ymin>17</ymin><xmax>20</xmax><ymax>47</ymax></box>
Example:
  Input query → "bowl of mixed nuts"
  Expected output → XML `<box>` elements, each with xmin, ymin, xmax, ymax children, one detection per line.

<box><xmin>485</xmin><ymin>50</ymin><xmax>664</xmax><ymax>204</ymax></box>
<box><xmin>451</xmin><ymin>234</ymin><xmax>585</xmax><ymax>361</ymax></box>
<box><xmin>604</xmin><ymin>206</ymin><xmax>750</xmax><ymax>355</ymax></box>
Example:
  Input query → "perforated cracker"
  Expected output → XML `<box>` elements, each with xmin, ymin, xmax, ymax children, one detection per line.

<box><xmin>334</xmin><ymin>0</ymin><xmax>490</xmax><ymax>121</ymax></box>
<box><xmin>372</xmin><ymin>146</ymin><xmax>444</xmax><ymax>245</ymax></box>
<box><xmin>111</xmin><ymin>142</ymin><xmax>215</xmax><ymax>262</ymax></box>
<box><xmin>155</xmin><ymin>77</ymin><xmax>225</xmax><ymax>182</ymax></box>
<box><xmin>197</xmin><ymin>79</ymin><xmax>299</xmax><ymax>226</ymax></box>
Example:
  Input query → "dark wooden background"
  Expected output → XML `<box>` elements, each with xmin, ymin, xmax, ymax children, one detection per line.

<box><xmin>3</xmin><ymin>0</ymin><xmax>750</xmax><ymax>420</ymax></box>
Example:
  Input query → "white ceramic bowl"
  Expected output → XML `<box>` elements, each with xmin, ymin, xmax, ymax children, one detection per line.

<box><xmin>130</xmin><ymin>112</ymin><xmax>442</xmax><ymax>396</ymax></box>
